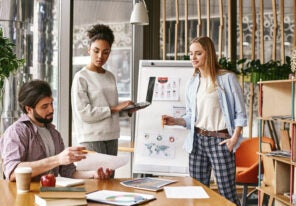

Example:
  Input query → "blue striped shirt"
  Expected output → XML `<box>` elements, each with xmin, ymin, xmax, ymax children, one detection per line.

<box><xmin>182</xmin><ymin>72</ymin><xmax>248</xmax><ymax>153</ymax></box>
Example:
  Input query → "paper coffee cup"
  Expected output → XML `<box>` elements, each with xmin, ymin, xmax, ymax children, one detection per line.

<box><xmin>15</xmin><ymin>167</ymin><xmax>32</xmax><ymax>193</ymax></box>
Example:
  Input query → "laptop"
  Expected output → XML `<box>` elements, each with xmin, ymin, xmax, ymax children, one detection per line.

<box><xmin>123</xmin><ymin>76</ymin><xmax>156</xmax><ymax>111</ymax></box>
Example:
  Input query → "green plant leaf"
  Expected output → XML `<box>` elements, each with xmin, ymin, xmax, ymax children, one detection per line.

<box><xmin>0</xmin><ymin>27</ymin><xmax>25</xmax><ymax>89</ymax></box>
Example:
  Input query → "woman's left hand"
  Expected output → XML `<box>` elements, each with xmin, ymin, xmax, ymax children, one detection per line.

<box><xmin>219</xmin><ymin>138</ymin><xmax>236</xmax><ymax>152</ymax></box>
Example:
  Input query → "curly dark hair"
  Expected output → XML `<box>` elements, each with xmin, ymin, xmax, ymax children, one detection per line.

<box><xmin>87</xmin><ymin>24</ymin><xmax>114</xmax><ymax>47</ymax></box>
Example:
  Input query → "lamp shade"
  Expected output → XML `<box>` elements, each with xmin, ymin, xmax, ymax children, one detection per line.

<box><xmin>130</xmin><ymin>1</ymin><xmax>149</xmax><ymax>25</ymax></box>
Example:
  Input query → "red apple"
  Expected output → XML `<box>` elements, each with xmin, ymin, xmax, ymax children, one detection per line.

<box><xmin>40</xmin><ymin>173</ymin><xmax>56</xmax><ymax>187</ymax></box>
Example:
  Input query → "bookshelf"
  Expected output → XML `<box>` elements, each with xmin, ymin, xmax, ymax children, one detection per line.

<box><xmin>257</xmin><ymin>79</ymin><xmax>296</xmax><ymax>206</ymax></box>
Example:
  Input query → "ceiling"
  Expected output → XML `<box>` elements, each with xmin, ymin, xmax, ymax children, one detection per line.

<box><xmin>73</xmin><ymin>0</ymin><xmax>295</xmax><ymax>25</ymax></box>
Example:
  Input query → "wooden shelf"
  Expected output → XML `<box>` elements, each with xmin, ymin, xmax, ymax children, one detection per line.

<box><xmin>257</xmin><ymin>186</ymin><xmax>290</xmax><ymax>205</ymax></box>
<box><xmin>258</xmin><ymin>79</ymin><xmax>296</xmax><ymax>84</ymax></box>
<box><xmin>257</xmin><ymin>116</ymin><xmax>296</xmax><ymax>124</ymax></box>
<box><xmin>258</xmin><ymin>152</ymin><xmax>291</xmax><ymax>164</ymax></box>
<box><xmin>258</xmin><ymin>80</ymin><xmax>295</xmax><ymax>206</ymax></box>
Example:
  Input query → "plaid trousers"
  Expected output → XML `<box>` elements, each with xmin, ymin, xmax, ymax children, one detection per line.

<box><xmin>189</xmin><ymin>133</ymin><xmax>241</xmax><ymax>206</ymax></box>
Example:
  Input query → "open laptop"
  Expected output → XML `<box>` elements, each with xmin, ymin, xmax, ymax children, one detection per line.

<box><xmin>123</xmin><ymin>76</ymin><xmax>156</xmax><ymax>111</ymax></box>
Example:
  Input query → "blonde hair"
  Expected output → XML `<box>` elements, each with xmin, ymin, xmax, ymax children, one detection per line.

<box><xmin>190</xmin><ymin>36</ymin><xmax>222</xmax><ymax>90</ymax></box>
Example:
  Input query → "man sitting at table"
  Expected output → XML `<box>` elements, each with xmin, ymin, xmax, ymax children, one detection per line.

<box><xmin>0</xmin><ymin>79</ymin><xmax>113</xmax><ymax>181</ymax></box>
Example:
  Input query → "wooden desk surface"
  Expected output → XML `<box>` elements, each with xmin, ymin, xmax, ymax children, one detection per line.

<box><xmin>0</xmin><ymin>177</ymin><xmax>235</xmax><ymax>206</ymax></box>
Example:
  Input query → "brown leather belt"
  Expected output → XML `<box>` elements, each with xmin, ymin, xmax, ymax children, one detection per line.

<box><xmin>195</xmin><ymin>127</ymin><xmax>230</xmax><ymax>139</ymax></box>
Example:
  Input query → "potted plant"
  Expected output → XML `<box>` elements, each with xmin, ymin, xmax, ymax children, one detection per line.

<box><xmin>219</xmin><ymin>56</ymin><xmax>291</xmax><ymax>83</ymax></box>
<box><xmin>243</xmin><ymin>57</ymin><xmax>291</xmax><ymax>83</ymax></box>
<box><xmin>218</xmin><ymin>57</ymin><xmax>246</xmax><ymax>75</ymax></box>
<box><xmin>0</xmin><ymin>27</ymin><xmax>24</xmax><ymax>92</ymax></box>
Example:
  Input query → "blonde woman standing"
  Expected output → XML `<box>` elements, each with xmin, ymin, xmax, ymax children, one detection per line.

<box><xmin>162</xmin><ymin>36</ymin><xmax>247</xmax><ymax>205</ymax></box>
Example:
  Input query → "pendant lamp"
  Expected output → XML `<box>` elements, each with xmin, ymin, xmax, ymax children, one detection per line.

<box><xmin>130</xmin><ymin>0</ymin><xmax>149</xmax><ymax>25</ymax></box>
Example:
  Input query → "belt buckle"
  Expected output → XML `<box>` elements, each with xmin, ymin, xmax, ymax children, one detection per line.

<box><xmin>200</xmin><ymin>128</ymin><xmax>208</xmax><ymax>136</ymax></box>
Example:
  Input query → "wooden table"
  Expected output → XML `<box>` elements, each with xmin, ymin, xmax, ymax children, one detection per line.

<box><xmin>0</xmin><ymin>177</ymin><xmax>235</xmax><ymax>206</ymax></box>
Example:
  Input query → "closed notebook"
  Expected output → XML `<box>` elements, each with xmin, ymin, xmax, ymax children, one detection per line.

<box><xmin>38</xmin><ymin>186</ymin><xmax>86</xmax><ymax>199</ymax></box>
<box><xmin>35</xmin><ymin>194</ymin><xmax>87</xmax><ymax>206</ymax></box>
<box><xmin>120</xmin><ymin>177</ymin><xmax>177</xmax><ymax>191</ymax></box>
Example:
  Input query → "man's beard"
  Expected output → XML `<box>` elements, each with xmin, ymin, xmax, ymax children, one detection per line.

<box><xmin>33</xmin><ymin>109</ymin><xmax>53</xmax><ymax>124</ymax></box>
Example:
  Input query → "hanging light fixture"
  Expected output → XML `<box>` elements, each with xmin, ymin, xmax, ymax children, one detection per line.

<box><xmin>130</xmin><ymin>0</ymin><xmax>149</xmax><ymax>25</ymax></box>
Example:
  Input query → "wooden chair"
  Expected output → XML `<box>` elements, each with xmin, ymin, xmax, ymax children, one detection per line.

<box><xmin>235</xmin><ymin>137</ymin><xmax>275</xmax><ymax>206</ymax></box>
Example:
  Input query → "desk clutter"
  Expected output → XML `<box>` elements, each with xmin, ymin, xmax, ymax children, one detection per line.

<box><xmin>35</xmin><ymin>185</ymin><xmax>157</xmax><ymax>206</ymax></box>
<box><xmin>1</xmin><ymin>177</ymin><xmax>234</xmax><ymax>206</ymax></box>
<box><xmin>34</xmin><ymin>177</ymin><xmax>211</xmax><ymax>206</ymax></box>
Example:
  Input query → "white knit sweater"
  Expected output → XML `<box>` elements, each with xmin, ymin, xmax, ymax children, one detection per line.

<box><xmin>71</xmin><ymin>67</ymin><xmax>120</xmax><ymax>143</ymax></box>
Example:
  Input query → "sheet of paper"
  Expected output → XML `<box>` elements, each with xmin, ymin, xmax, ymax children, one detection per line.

<box><xmin>75</xmin><ymin>153</ymin><xmax>129</xmax><ymax>171</ymax></box>
<box><xmin>164</xmin><ymin>186</ymin><xmax>209</xmax><ymax>199</ymax></box>
<box><xmin>86</xmin><ymin>190</ymin><xmax>155</xmax><ymax>206</ymax></box>
<box><xmin>55</xmin><ymin>176</ymin><xmax>85</xmax><ymax>187</ymax></box>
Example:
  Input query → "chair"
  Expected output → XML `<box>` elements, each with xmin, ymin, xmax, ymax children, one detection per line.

<box><xmin>235</xmin><ymin>137</ymin><xmax>275</xmax><ymax>206</ymax></box>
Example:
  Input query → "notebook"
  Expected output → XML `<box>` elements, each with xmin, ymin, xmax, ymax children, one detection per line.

<box><xmin>38</xmin><ymin>186</ymin><xmax>86</xmax><ymax>199</ymax></box>
<box><xmin>35</xmin><ymin>195</ymin><xmax>87</xmax><ymax>206</ymax></box>
<box><xmin>120</xmin><ymin>177</ymin><xmax>177</xmax><ymax>191</ymax></box>
<box><xmin>123</xmin><ymin>76</ymin><xmax>156</xmax><ymax>111</ymax></box>
<box><xmin>55</xmin><ymin>176</ymin><xmax>85</xmax><ymax>187</ymax></box>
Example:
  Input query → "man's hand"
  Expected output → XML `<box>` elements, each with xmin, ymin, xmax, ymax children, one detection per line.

<box><xmin>57</xmin><ymin>146</ymin><xmax>87</xmax><ymax>165</ymax></box>
<box><xmin>93</xmin><ymin>167</ymin><xmax>113</xmax><ymax>179</ymax></box>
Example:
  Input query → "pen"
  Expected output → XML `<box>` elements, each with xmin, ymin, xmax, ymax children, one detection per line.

<box><xmin>162</xmin><ymin>116</ymin><xmax>166</xmax><ymax>128</ymax></box>
<box><xmin>82</xmin><ymin>149</ymin><xmax>96</xmax><ymax>153</ymax></box>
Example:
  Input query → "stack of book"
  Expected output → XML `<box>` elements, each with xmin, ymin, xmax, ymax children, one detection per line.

<box><xmin>35</xmin><ymin>186</ymin><xmax>87</xmax><ymax>206</ymax></box>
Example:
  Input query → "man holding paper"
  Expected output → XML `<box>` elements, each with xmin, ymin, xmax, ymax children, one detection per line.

<box><xmin>0</xmin><ymin>80</ymin><xmax>113</xmax><ymax>182</ymax></box>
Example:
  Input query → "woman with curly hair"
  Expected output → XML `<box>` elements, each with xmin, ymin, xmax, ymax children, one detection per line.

<box><xmin>71</xmin><ymin>24</ymin><xmax>135</xmax><ymax>177</ymax></box>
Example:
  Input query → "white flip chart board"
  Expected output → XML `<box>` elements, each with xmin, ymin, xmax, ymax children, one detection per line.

<box><xmin>133</xmin><ymin>60</ymin><xmax>194</xmax><ymax>176</ymax></box>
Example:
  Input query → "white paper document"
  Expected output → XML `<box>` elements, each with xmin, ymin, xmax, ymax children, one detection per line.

<box><xmin>86</xmin><ymin>190</ymin><xmax>155</xmax><ymax>206</ymax></box>
<box><xmin>55</xmin><ymin>176</ymin><xmax>85</xmax><ymax>187</ymax></box>
<box><xmin>75</xmin><ymin>152</ymin><xmax>129</xmax><ymax>171</ymax></box>
<box><xmin>164</xmin><ymin>186</ymin><xmax>209</xmax><ymax>199</ymax></box>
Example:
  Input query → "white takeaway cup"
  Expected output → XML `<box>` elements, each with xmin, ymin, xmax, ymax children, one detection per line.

<box><xmin>15</xmin><ymin>167</ymin><xmax>32</xmax><ymax>193</ymax></box>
